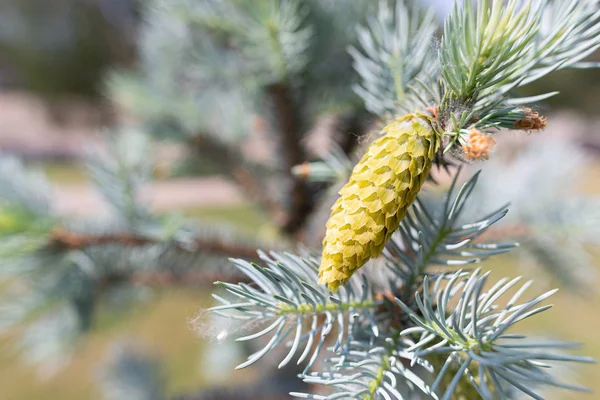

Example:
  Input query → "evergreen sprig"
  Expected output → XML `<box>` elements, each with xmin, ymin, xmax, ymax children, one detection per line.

<box><xmin>349</xmin><ymin>0</ymin><xmax>438</xmax><ymax>117</ymax></box>
<box><xmin>211</xmin><ymin>173</ymin><xmax>559</xmax><ymax>398</ymax></box>
<box><xmin>396</xmin><ymin>269</ymin><xmax>594</xmax><ymax>399</ymax></box>
<box><xmin>211</xmin><ymin>251</ymin><xmax>380</xmax><ymax>372</ymax></box>
<box><xmin>384</xmin><ymin>171</ymin><xmax>515</xmax><ymax>297</ymax></box>
<box><xmin>292</xmin><ymin>338</ymin><xmax>436</xmax><ymax>399</ymax></box>
<box><xmin>438</xmin><ymin>0</ymin><xmax>600</xmax><ymax>136</ymax></box>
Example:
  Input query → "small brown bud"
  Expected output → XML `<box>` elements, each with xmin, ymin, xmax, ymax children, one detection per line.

<box><xmin>426</xmin><ymin>106</ymin><xmax>439</xmax><ymax>120</ymax></box>
<box><xmin>291</xmin><ymin>162</ymin><xmax>312</xmax><ymax>180</ymax></box>
<box><xmin>514</xmin><ymin>108</ymin><xmax>547</xmax><ymax>131</ymax></box>
<box><xmin>375</xmin><ymin>290</ymin><xmax>396</xmax><ymax>303</ymax></box>
<box><xmin>462</xmin><ymin>129</ymin><xmax>495</xmax><ymax>161</ymax></box>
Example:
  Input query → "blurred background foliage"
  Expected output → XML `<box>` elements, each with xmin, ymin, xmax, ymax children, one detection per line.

<box><xmin>0</xmin><ymin>0</ymin><xmax>137</xmax><ymax>99</ymax></box>
<box><xmin>0</xmin><ymin>0</ymin><xmax>600</xmax><ymax>399</ymax></box>
<box><xmin>2</xmin><ymin>0</ymin><xmax>600</xmax><ymax>115</ymax></box>
<box><xmin>2</xmin><ymin>0</ymin><xmax>600</xmax><ymax>116</ymax></box>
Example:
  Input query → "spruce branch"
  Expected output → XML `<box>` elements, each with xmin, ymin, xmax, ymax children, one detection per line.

<box><xmin>349</xmin><ymin>0</ymin><xmax>439</xmax><ymax>117</ymax></box>
<box><xmin>210</xmin><ymin>251</ymin><xmax>379</xmax><ymax>372</ymax></box>
<box><xmin>385</xmin><ymin>171</ymin><xmax>516</xmax><ymax>301</ymax></box>
<box><xmin>0</xmin><ymin>143</ymin><xmax>281</xmax><ymax>369</ymax></box>
<box><xmin>437</xmin><ymin>0</ymin><xmax>600</xmax><ymax>134</ymax></box>
<box><xmin>440</xmin><ymin>0</ymin><xmax>542</xmax><ymax>103</ymax></box>
<box><xmin>293</xmin><ymin>337</ymin><xmax>436</xmax><ymax>400</ymax></box>
<box><xmin>212</xmin><ymin>171</ymin><xmax>521</xmax><ymax>399</ymax></box>
<box><xmin>113</xmin><ymin>0</ymin><xmax>379</xmax><ymax>241</ymax></box>
<box><xmin>396</xmin><ymin>269</ymin><xmax>595</xmax><ymax>399</ymax></box>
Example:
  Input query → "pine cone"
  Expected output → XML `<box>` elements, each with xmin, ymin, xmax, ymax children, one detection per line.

<box><xmin>319</xmin><ymin>113</ymin><xmax>440</xmax><ymax>291</ymax></box>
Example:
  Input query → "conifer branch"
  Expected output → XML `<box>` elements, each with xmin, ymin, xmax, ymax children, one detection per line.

<box><xmin>49</xmin><ymin>228</ymin><xmax>260</xmax><ymax>260</ymax></box>
<box><xmin>211</xmin><ymin>251</ymin><xmax>380</xmax><ymax>371</ymax></box>
<box><xmin>190</xmin><ymin>134</ymin><xmax>288</xmax><ymax>223</ymax></box>
<box><xmin>396</xmin><ymin>269</ymin><xmax>595</xmax><ymax>399</ymax></box>
<box><xmin>266</xmin><ymin>82</ymin><xmax>314</xmax><ymax>236</ymax></box>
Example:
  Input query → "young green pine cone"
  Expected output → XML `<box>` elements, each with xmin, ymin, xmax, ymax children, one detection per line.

<box><xmin>319</xmin><ymin>113</ymin><xmax>440</xmax><ymax>291</ymax></box>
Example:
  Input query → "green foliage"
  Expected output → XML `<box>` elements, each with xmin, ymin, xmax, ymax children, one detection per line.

<box><xmin>0</xmin><ymin>0</ymin><xmax>136</xmax><ymax>98</ymax></box>
<box><xmin>0</xmin><ymin>132</ymin><xmax>277</xmax><ymax>370</ymax></box>
<box><xmin>397</xmin><ymin>269</ymin><xmax>593</xmax><ymax>399</ymax></box>
<box><xmin>109</xmin><ymin>0</ymin><xmax>372</xmax><ymax>145</ymax></box>
<box><xmin>349</xmin><ymin>0</ymin><xmax>438</xmax><ymax>117</ymax></box>
<box><xmin>436</xmin><ymin>0</ymin><xmax>600</xmax><ymax>146</ymax></box>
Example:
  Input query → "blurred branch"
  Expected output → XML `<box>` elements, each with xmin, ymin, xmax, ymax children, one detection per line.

<box><xmin>50</xmin><ymin>228</ymin><xmax>260</xmax><ymax>260</ymax></box>
<box><xmin>190</xmin><ymin>135</ymin><xmax>288</xmax><ymax>225</ymax></box>
<box><xmin>98</xmin><ymin>270</ymin><xmax>252</xmax><ymax>290</ymax></box>
<box><xmin>172</xmin><ymin>393</ymin><xmax>288</xmax><ymax>400</ymax></box>
<box><xmin>266</xmin><ymin>82</ymin><xmax>313</xmax><ymax>236</ymax></box>
<box><xmin>171</xmin><ymin>363</ymin><xmax>306</xmax><ymax>400</ymax></box>
<box><xmin>580</xmin><ymin>138</ymin><xmax>600</xmax><ymax>155</ymax></box>
<box><xmin>192</xmin><ymin>104</ymin><xmax>371</xmax><ymax>241</ymax></box>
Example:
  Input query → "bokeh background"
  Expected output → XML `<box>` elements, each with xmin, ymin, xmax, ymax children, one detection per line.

<box><xmin>1</xmin><ymin>0</ymin><xmax>600</xmax><ymax>399</ymax></box>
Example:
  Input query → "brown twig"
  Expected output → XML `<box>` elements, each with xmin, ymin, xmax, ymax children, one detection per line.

<box><xmin>51</xmin><ymin>228</ymin><xmax>260</xmax><ymax>290</ymax></box>
<box><xmin>50</xmin><ymin>228</ymin><xmax>260</xmax><ymax>259</ymax></box>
